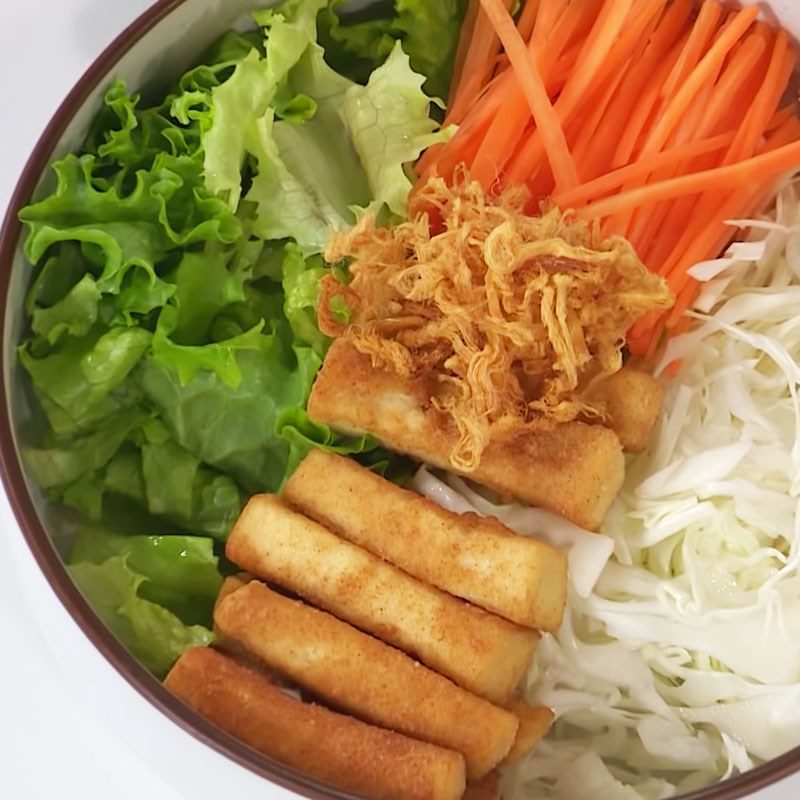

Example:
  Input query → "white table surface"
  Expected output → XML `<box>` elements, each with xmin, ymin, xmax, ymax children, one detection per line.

<box><xmin>1</xmin><ymin>2</ymin><xmax>798</xmax><ymax>799</ymax></box>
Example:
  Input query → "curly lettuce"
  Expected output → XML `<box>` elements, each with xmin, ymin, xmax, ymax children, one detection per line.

<box><xmin>17</xmin><ymin>0</ymin><xmax>449</xmax><ymax>676</ymax></box>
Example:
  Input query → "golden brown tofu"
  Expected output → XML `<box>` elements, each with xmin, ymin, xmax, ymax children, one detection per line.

<box><xmin>587</xmin><ymin>367</ymin><xmax>663</xmax><ymax>453</ymax></box>
<box><xmin>503</xmin><ymin>699</ymin><xmax>555</xmax><ymax>763</ymax></box>
<box><xmin>463</xmin><ymin>772</ymin><xmax>501</xmax><ymax>800</ymax></box>
<box><xmin>214</xmin><ymin>573</ymin><xmax>253</xmax><ymax>609</ymax></box>
<box><xmin>226</xmin><ymin>495</ymin><xmax>539</xmax><ymax>703</ymax></box>
<box><xmin>165</xmin><ymin>648</ymin><xmax>466</xmax><ymax>800</ymax></box>
<box><xmin>215</xmin><ymin>581</ymin><xmax>518</xmax><ymax>779</ymax></box>
<box><xmin>307</xmin><ymin>340</ymin><xmax>624</xmax><ymax>531</ymax></box>
<box><xmin>285</xmin><ymin>450</ymin><xmax>567</xmax><ymax>630</ymax></box>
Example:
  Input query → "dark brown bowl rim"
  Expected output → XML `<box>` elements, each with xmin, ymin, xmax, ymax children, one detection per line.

<box><xmin>0</xmin><ymin>2</ymin><xmax>798</xmax><ymax>799</ymax></box>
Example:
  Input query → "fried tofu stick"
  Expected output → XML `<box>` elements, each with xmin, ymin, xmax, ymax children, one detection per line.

<box><xmin>165</xmin><ymin>648</ymin><xmax>466</xmax><ymax>800</ymax></box>
<box><xmin>504</xmin><ymin>699</ymin><xmax>555</xmax><ymax>763</ymax></box>
<box><xmin>214</xmin><ymin>573</ymin><xmax>253</xmax><ymax>609</ymax></box>
<box><xmin>285</xmin><ymin>450</ymin><xmax>567</xmax><ymax>630</ymax></box>
<box><xmin>226</xmin><ymin>495</ymin><xmax>538</xmax><ymax>703</ymax></box>
<box><xmin>216</xmin><ymin>580</ymin><xmax>519</xmax><ymax>779</ymax></box>
<box><xmin>587</xmin><ymin>367</ymin><xmax>663</xmax><ymax>453</ymax></box>
<box><xmin>463</xmin><ymin>772</ymin><xmax>501</xmax><ymax>800</ymax></box>
<box><xmin>307</xmin><ymin>340</ymin><xmax>624</xmax><ymax>531</ymax></box>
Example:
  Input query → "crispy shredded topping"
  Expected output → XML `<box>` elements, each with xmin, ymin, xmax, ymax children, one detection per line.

<box><xmin>319</xmin><ymin>175</ymin><xmax>673</xmax><ymax>471</ymax></box>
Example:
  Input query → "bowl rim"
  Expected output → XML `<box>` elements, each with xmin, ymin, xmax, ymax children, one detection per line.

<box><xmin>1</xmin><ymin>2</ymin><xmax>799</xmax><ymax>799</ymax></box>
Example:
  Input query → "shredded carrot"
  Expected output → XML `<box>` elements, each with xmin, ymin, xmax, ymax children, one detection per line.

<box><xmin>450</xmin><ymin>0</ymin><xmax>481</xmax><ymax>104</ymax></box>
<box><xmin>516</xmin><ymin>0</ymin><xmax>542</xmax><ymax>42</ymax></box>
<box><xmin>556</xmin><ymin>131</ymin><xmax>736</xmax><ymax>209</ymax></box>
<box><xmin>637</xmin><ymin>5</ymin><xmax>759</xmax><ymax>160</ymax></box>
<box><xmin>578</xmin><ymin>142</ymin><xmax>800</xmax><ymax>221</ymax></box>
<box><xmin>447</xmin><ymin>0</ymin><xmax>514</xmax><ymax>125</ymax></box>
<box><xmin>662</xmin><ymin>0</ymin><xmax>723</xmax><ymax>98</ymax></box>
<box><xmin>477</xmin><ymin>0</ymin><xmax>579</xmax><ymax>192</ymax></box>
<box><xmin>471</xmin><ymin>1</ymin><xmax>589</xmax><ymax>188</ymax></box>
<box><xmin>415</xmin><ymin>0</ymin><xmax>800</xmax><ymax>359</ymax></box>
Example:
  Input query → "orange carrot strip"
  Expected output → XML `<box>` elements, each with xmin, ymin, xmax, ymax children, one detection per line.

<box><xmin>450</xmin><ymin>0</ymin><xmax>481</xmax><ymax>104</ymax></box>
<box><xmin>477</xmin><ymin>0</ymin><xmax>579</xmax><ymax>191</ymax></box>
<box><xmin>471</xmin><ymin>0</ymin><xmax>593</xmax><ymax>187</ymax></box>
<box><xmin>443</xmin><ymin>55</ymin><xmax>501</xmax><ymax>126</ymax></box>
<box><xmin>509</xmin><ymin>0</ymin><xmax>668</xmax><ymax>186</ymax></box>
<box><xmin>612</xmin><ymin>18</ymin><xmax>692</xmax><ymax>167</ymax></box>
<box><xmin>507</xmin><ymin>0</ymin><xmax>644</xmax><ymax>184</ymax></box>
<box><xmin>637</xmin><ymin>4</ymin><xmax>759</xmax><ymax>159</ymax></box>
<box><xmin>636</xmin><ymin>29</ymin><xmax>771</xmax><ymax>263</ymax></box>
<box><xmin>768</xmin><ymin>104</ymin><xmax>796</xmax><ymax>131</ymax></box>
<box><xmin>517</xmin><ymin>0</ymin><xmax>542</xmax><ymax>42</ymax></box>
<box><xmin>728</xmin><ymin>31</ymin><xmax>793</xmax><ymax>162</ymax></box>
<box><xmin>555</xmin><ymin>130</ymin><xmax>736</xmax><ymax>208</ymax></box>
<box><xmin>569</xmin><ymin>71</ymin><xmax>628</xmax><ymax>178</ymax></box>
<box><xmin>662</xmin><ymin>0</ymin><xmax>724</xmax><ymax>98</ymax></box>
<box><xmin>557</xmin><ymin>0</ymin><xmax>636</xmax><ymax>112</ymax></box>
<box><xmin>571</xmin><ymin>1</ymin><xmax>666</xmax><ymax>177</ymax></box>
<box><xmin>659</xmin><ymin>116</ymin><xmax>800</xmax><ymax>280</ymax></box>
<box><xmin>582</xmin><ymin>0</ymin><xmax>692</xmax><ymax>175</ymax></box>
<box><xmin>634</xmin><ymin>31</ymin><xmax>766</xmax><ymax>247</ymax></box>
<box><xmin>532</xmin><ymin>0</ymin><xmax>570</xmax><ymax>47</ymax></box>
<box><xmin>448</xmin><ymin>0</ymin><xmax>514</xmax><ymax>124</ymax></box>
<box><xmin>602</xmin><ymin>31</ymin><xmax>690</xmax><ymax>233</ymax></box>
<box><xmin>420</xmin><ymin>68</ymin><xmax>513</xmax><ymax>177</ymax></box>
<box><xmin>612</xmin><ymin>10</ymin><xmax>762</xmax><ymax>235</ymax></box>
<box><xmin>653</xmin><ymin>39</ymin><xmax>787</xmax><ymax>276</ymax></box>
<box><xmin>693</xmin><ymin>33</ymin><xmax>769</xmax><ymax>140</ymax></box>
<box><xmin>579</xmin><ymin>140</ymin><xmax>800</xmax><ymax>220</ymax></box>
<box><xmin>626</xmin><ymin>54</ymin><xmax>722</xmax><ymax>247</ymax></box>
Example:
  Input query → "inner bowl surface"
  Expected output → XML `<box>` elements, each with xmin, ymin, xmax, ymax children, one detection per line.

<box><xmin>0</xmin><ymin>1</ymin><xmax>798</xmax><ymax>799</ymax></box>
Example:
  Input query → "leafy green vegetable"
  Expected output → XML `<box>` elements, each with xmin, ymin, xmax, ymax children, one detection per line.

<box><xmin>204</xmin><ymin>2</ymin><xmax>447</xmax><ymax>252</ymax></box>
<box><xmin>70</xmin><ymin>529</ymin><xmax>223</xmax><ymax>622</ymax></box>
<box><xmin>392</xmin><ymin>0</ymin><xmax>469</xmax><ymax>101</ymax></box>
<box><xmin>281</xmin><ymin>243</ymin><xmax>329</xmax><ymax>355</ymax></box>
<box><xmin>319</xmin><ymin>0</ymin><xmax>468</xmax><ymax>100</ymax></box>
<box><xmin>17</xmin><ymin>0</ymin><xmax>451</xmax><ymax>677</ymax></box>
<box><xmin>342</xmin><ymin>42</ymin><xmax>454</xmax><ymax>217</ymax></box>
<box><xmin>68</xmin><ymin>557</ymin><xmax>212</xmax><ymax>677</ymax></box>
<box><xmin>67</xmin><ymin>524</ymin><xmax>224</xmax><ymax>674</ymax></box>
<box><xmin>140</xmin><ymin>333</ymin><xmax>321</xmax><ymax>494</ymax></box>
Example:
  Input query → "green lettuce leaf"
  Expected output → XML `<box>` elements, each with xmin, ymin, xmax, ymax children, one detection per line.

<box><xmin>16</xmin><ymin>2</ymin><xmax>420</xmax><ymax>680</ymax></box>
<box><xmin>68</xmin><ymin>554</ymin><xmax>215</xmax><ymax>677</ymax></box>
<box><xmin>20</xmin><ymin>327</ymin><xmax>151</xmax><ymax>432</ymax></box>
<box><xmin>318</xmin><ymin>5</ymin><xmax>395</xmax><ymax>84</ymax></box>
<box><xmin>167</xmin><ymin>252</ymin><xmax>246</xmax><ymax>345</ymax></box>
<box><xmin>20</xmin><ymin>153</ymin><xmax>240</xmax><ymax>295</ymax></box>
<box><xmin>342</xmin><ymin>41</ymin><xmax>455</xmax><ymax>217</ymax></box>
<box><xmin>203</xmin><ymin>0</ymin><xmax>327</xmax><ymax>209</ymax></box>
<box><xmin>30</xmin><ymin>274</ymin><xmax>101</xmax><ymax>345</ymax></box>
<box><xmin>319</xmin><ymin>0</ymin><xmax>467</xmax><ymax>100</ymax></box>
<box><xmin>103</xmin><ymin>442</ymin><xmax>244</xmax><ymax>540</ymax></box>
<box><xmin>281</xmin><ymin>243</ymin><xmax>329</xmax><ymax>355</ymax></box>
<box><xmin>140</xmin><ymin>330</ymin><xmax>322</xmax><ymax>493</ymax></box>
<box><xmin>206</xmin><ymin>3</ymin><xmax>445</xmax><ymax>252</ymax></box>
<box><xmin>392</xmin><ymin>0</ymin><xmax>467</xmax><ymax>101</ymax></box>
<box><xmin>22</xmin><ymin>408</ymin><xmax>146</xmax><ymax>490</ymax></box>
<box><xmin>70</xmin><ymin>528</ymin><xmax>223</xmax><ymax>625</ymax></box>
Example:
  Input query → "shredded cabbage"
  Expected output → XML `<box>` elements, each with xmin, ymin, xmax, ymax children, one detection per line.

<box><xmin>413</xmin><ymin>181</ymin><xmax>800</xmax><ymax>798</ymax></box>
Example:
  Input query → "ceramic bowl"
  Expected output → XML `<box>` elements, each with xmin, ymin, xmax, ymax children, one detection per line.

<box><xmin>1</xmin><ymin>2</ymin><xmax>798</xmax><ymax>798</ymax></box>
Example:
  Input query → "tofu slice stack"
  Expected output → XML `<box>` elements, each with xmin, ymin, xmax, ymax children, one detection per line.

<box><xmin>285</xmin><ymin>450</ymin><xmax>567</xmax><ymax>631</ymax></box>
<box><xmin>214</xmin><ymin>580</ymin><xmax>518</xmax><ymax>780</ymax></box>
<box><xmin>226</xmin><ymin>495</ymin><xmax>539</xmax><ymax>703</ymax></box>
<box><xmin>166</xmin><ymin>450</ymin><xmax>565</xmax><ymax>799</ymax></box>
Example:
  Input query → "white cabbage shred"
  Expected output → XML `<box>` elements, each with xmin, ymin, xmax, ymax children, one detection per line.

<box><xmin>412</xmin><ymin>182</ymin><xmax>800</xmax><ymax>799</ymax></box>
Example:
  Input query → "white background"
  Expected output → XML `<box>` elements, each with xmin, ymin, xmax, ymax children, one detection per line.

<box><xmin>0</xmin><ymin>2</ymin><xmax>798</xmax><ymax>799</ymax></box>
